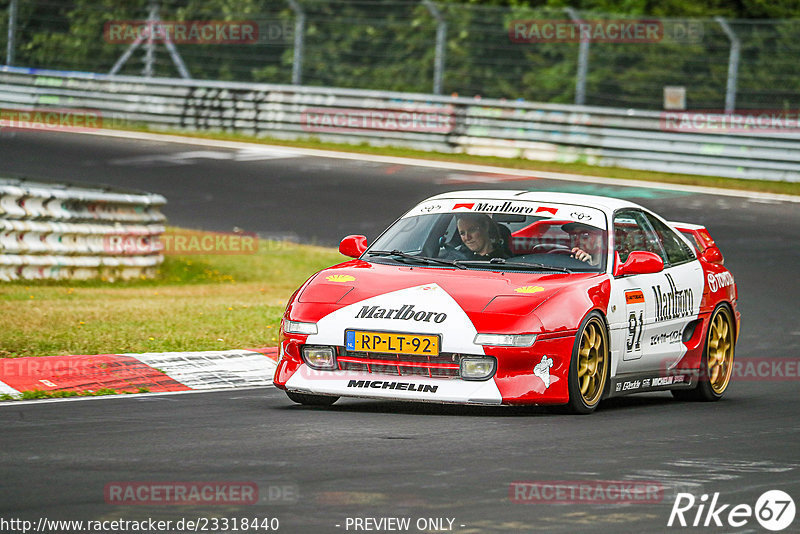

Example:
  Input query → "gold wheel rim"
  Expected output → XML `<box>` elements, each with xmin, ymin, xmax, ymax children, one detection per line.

<box><xmin>577</xmin><ymin>318</ymin><xmax>607</xmax><ymax>406</ymax></box>
<box><xmin>707</xmin><ymin>309</ymin><xmax>734</xmax><ymax>394</ymax></box>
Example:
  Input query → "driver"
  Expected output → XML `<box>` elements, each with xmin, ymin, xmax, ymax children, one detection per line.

<box><xmin>455</xmin><ymin>213</ymin><xmax>508</xmax><ymax>260</ymax></box>
<box><xmin>563</xmin><ymin>222</ymin><xmax>604</xmax><ymax>266</ymax></box>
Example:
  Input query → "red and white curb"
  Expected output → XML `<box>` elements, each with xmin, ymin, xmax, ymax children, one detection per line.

<box><xmin>0</xmin><ymin>348</ymin><xmax>278</xmax><ymax>397</ymax></box>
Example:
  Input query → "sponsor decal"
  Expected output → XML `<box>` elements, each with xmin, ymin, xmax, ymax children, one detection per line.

<box><xmin>707</xmin><ymin>271</ymin><xmax>734</xmax><ymax>293</ymax></box>
<box><xmin>515</xmin><ymin>286</ymin><xmax>545</xmax><ymax>294</ymax></box>
<box><xmin>650</xmin><ymin>330</ymin><xmax>682</xmax><ymax>346</ymax></box>
<box><xmin>535</xmin><ymin>206</ymin><xmax>559</xmax><ymax>215</ymax></box>
<box><xmin>452</xmin><ymin>202</ymin><xmax>475</xmax><ymax>211</ymax></box>
<box><xmin>625</xmin><ymin>290</ymin><xmax>645</xmax><ymax>304</ymax></box>
<box><xmin>620</xmin><ymin>379</ymin><xmax>641</xmax><ymax>392</ymax></box>
<box><xmin>347</xmin><ymin>379</ymin><xmax>438</xmax><ymax>393</ymax></box>
<box><xmin>533</xmin><ymin>356</ymin><xmax>553</xmax><ymax>388</ymax></box>
<box><xmin>652</xmin><ymin>273</ymin><xmax>694</xmax><ymax>322</ymax></box>
<box><xmin>615</xmin><ymin>374</ymin><xmax>688</xmax><ymax>392</ymax></box>
<box><xmin>569</xmin><ymin>211</ymin><xmax>593</xmax><ymax>221</ymax></box>
<box><xmin>651</xmin><ymin>376</ymin><xmax>674</xmax><ymax>386</ymax></box>
<box><xmin>473</xmin><ymin>201</ymin><xmax>536</xmax><ymax>214</ymax></box>
<box><xmin>354</xmin><ymin>304</ymin><xmax>447</xmax><ymax>323</ymax></box>
<box><xmin>419</xmin><ymin>203</ymin><xmax>441</xmax><ymax>213</ymax></box>
<box><xmin>327</xmin><ymin>274</ymin><xmax>356</xmax><ymax>283</ymax></box>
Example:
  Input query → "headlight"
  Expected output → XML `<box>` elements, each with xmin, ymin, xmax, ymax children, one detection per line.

<box><xmin>473</xmin><ymin>333</ymin><xmax>536</xmax><ymax>347</ymax></box>
<box><xmin>284</xmin><ymin>320</ymin><xmax>318</xmax><ymax>335</ymax></box>
<box><xmin>460</xmin><ymin>357</ymin><xmax>497</xmax><ymax>381</ymax></box>
<box><xmin>302</xmin><ymin>345</ymin><xmax>336</xmax><ymax>370</ymax></box>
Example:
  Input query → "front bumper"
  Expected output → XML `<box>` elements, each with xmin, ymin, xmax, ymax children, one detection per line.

<box><xmin>273</xmin><ymin>331</ymin><xmax>575</xmax><ymax>406</ymax></box>
<box><xmin>285</xmin><ymin>364</ymin><xmax>503</xmax><ymax>405</ymax></box>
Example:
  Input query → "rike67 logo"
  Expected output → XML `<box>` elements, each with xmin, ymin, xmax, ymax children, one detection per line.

<box><xmin>668</xmin><ymin>490</ymin><xmax>795</xmax><ymax>531</ymax></box>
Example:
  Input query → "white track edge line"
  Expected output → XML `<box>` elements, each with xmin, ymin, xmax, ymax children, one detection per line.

<box><xmin>73</xmin><ymin>128</ymin><xmax>800</xmax><ymax>203</ymax></box>
<box><xmin>0</xmin><ymin>384</ymin><xmax>274</xmax><ymax>407</ymax></box>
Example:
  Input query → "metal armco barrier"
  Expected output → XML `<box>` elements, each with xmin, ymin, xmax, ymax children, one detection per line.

<box><xmin>0</xmin><ymin>177</ymin><xmax>166</xmax><ymax>281</ymax></box>
<box><xmin>1</xmin><ymin>66</ymin><xmax>799</xmax><ymax>182</ymax></box>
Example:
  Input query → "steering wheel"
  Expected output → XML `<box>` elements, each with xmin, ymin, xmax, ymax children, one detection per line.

<box><xmin>439</xmin><ymin>241</ymin><xmax>472</xmax><ymax>260</ymax></box>
<box><xmin>545</xmin><ymin>244</ymin><xmax>573</xmax><ymax>255</ymax></box>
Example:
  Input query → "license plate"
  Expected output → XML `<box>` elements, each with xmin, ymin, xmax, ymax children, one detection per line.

<box><xmin>345</xmin><ymin>330</ymin><xmax>440</xmax><ymax>356</ymax></box>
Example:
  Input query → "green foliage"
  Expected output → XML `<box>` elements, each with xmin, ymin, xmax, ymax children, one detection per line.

<box><xmin>1</xmin><ymin>0</ymin><xmax>798</xmax><ymax>109</ymax></box>
<box><xmin>8</xmin><ymin>388</ymin><xmax>122</xmax><ymax>401</ymax></box>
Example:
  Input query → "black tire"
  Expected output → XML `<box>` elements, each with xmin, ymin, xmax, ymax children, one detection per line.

<box><xmin>286</xmin><ymin>391</ymin><xmax>339</xmax><ymax>406</ymax></box>
<box><xmin>565</xmin><ymin>311</ymin><xmax>610</xmax><ymax>414</ymax></box>
<box><xmin>672</xmin><ymin>305</ymin><xmax>735</xmax><ymax>402</ymax></box>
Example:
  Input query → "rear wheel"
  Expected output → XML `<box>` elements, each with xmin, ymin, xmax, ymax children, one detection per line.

<box><xmin>565</xmin><ymin>312</ymin><xmax>609</xmax><ymax>414</ymax></box>
<box><xmin>672</xmin><ymin>305</ymin><xmax>734</xmax><ymax>402</ymax></box>
<box><xmin>286</xmin><ymin>391</ymin><xmax>339</xmax><ymax>406</ymax></box>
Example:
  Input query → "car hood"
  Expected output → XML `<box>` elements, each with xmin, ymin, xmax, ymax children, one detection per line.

<box><xmin>291</xmin><ymin>260</ymin><xmax>600</xmax><ymax>326</ymax></box>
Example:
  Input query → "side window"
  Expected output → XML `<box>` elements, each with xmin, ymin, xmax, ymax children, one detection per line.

<box><xmin>613</xmin><ymin>210</ymin><xmax>666</xmax><ymax>264</ymax></box>
<box><xmin>643</xmin><ymin>213</ymin><xmax>696</xmax><ymax>265</ymax></box>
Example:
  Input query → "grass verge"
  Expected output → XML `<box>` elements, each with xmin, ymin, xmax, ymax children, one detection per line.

<box><xmin>124</xmin><ymin>125</ymin><xmax>800</xmax><ymax>197</ymax></box>
<box><xmin>0</xmin><ymin>388</ymin><xmax>148</xmax><ymax>401</ymax></box>
<box><xmin>0</xmin><ymin>234</ymin><xmax>344</xmax><ymax>358</ymax></box>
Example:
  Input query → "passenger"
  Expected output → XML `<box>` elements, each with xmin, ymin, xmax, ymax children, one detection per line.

<box><xmin>563</xmin><ymin>222</ymin><xmax>604</xmax><ymax>266</ymax></box>
<box><xmin>455</xmin><ymin>213</ymin><xmax>508</xmax><ymax>259</ymax></box>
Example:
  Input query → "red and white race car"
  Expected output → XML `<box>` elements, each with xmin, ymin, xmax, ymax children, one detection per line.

<box><xmin>274</xmin><ymin>190</ymin><xmax>739</xmax><ymax>413</ymax></box>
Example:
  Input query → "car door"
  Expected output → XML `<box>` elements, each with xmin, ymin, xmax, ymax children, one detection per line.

<box><xmin>639</xmin><ymin>211</ymin><xmax>704</xmax><ymax>373</ymax></box>
<box><xmin>607</xmin><ymin>209</ymin><xmax>703</xmax><ymax>375</ymax></box>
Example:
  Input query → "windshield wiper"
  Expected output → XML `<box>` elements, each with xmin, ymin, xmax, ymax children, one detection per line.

<box><xmin>367</xmin><ymin>250</ymin><xmax>467</xmax><ymax>269</ymax></box>
<box><xmin>454</xmin><ymin>258</ymin><xmax>573</xmax><ymax>273</ymax></box>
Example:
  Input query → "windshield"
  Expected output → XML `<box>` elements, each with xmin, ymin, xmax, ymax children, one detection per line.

<box><xmin>367</xmin><ymin>200</ymin><xmax>608</xmax><ymax>272</ymax></box>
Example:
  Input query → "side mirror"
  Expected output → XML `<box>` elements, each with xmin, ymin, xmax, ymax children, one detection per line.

<box><xmin>614</xmin><ymin>251</ymin><xmax>664</xmax><ymax>277</ymax></box>
<box><xmin>700</xmin><ymin>245</ymin><xmax>724</xmax><ymax>265</ymax></box>
<box><xmin>339</xmin><ymin>235</ymin><xmax>367</xmax><ymax>258</ymax></box>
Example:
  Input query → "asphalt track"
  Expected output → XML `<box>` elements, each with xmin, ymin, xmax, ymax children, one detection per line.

<box><xmin>1</xmin><ymin>130</ymin><xmax>799</xmax><ymax>533</ymax></box>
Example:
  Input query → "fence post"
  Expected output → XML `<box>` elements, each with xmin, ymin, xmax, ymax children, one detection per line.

<box><xmin>716</xmin><ymin>17</ymin><xmax>740</xmax><ymax>113</ymax></box>
<box><xmin>143</xmin><ymin>0</ymin><xmax>158</xmax><ymax>77</ymax></box>
<box><xmin>422</xmin><ymin>0</ymin><xmax>446</xmax><ymax>95</ymax></box>
<box><xmin>287</xmin><ymin>0</ymin><xmax>305</xmax><ymax>85</ymax></box>
<box><xmin>565</xmin><ymin>7</ymin><xmax>589</xmax><ymax>106</ymax></box>
<box><xmin>5</xmin><ymin>0</ymin><xmax>18</xmax><ymax>66</ymax></box>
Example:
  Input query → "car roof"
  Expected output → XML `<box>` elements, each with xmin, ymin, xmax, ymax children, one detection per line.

<box><xmin>423</xmin><ymin>190</ymin><xmax>641</xmax><ymax>213</ymax></box>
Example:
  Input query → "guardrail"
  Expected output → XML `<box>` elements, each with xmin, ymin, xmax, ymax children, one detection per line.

<box><xmin>1</xmin><ymin>66</ymin><xmax>799</xmax><ymax>182</ymax></box>
<box><xmin>0</xmin><ymin>176</ymin><xmax>166</xmax><ymax>281</ymax></box>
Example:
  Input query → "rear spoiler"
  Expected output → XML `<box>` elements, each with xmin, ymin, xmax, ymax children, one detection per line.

<box><xmin>668</xmin><ymin>221</ymin><xmax>724</xmax><ymax>265</ymax></box>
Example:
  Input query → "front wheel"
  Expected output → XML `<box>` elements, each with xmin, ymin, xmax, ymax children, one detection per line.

<box><xmin>672</xmin><ymin>305</ymin><xmax>734</xmax><ymax>402</ymax></box>
<box><xmin>286</xmin><ymin>391</ymin><xmax>339</xmax><ymax>406</ymax></box>
<box><xmin>565</xmin><ymin>312</ymin><xmax>609</xmax><ymax>414</ymax></box>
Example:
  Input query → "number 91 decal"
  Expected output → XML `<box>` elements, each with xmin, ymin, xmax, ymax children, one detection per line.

<box><xmin>624</xmin><ymin>290</ymin><xmax>645</xmax><ymax>360</ymax></box>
